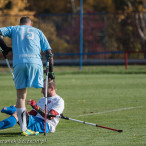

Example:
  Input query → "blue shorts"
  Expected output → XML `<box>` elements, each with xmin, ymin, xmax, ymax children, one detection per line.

<box><xmin>13</xmin><ymin>63</ymin><xmax>43</xmax><ymax>89</ymax></box>
<box><xmin>27</xmin><ymin>115</ymin><xmax>49</xmax><ymax>133</ymax></box>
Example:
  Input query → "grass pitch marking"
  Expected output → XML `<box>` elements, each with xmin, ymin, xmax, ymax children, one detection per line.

<box><xmin>0</xmin><ymin>127</ymin><xmax>18</xmax><ymax>132</ymax></box>
<box><xmin>74</xmin><ymin>105</ymin><xmax>145</xmax><ymax>118</ymax></box>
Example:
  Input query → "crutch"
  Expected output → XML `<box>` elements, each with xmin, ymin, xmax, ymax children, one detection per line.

<box><xmin>0</xmin><ymin>47</ymin><xmax>14</xmax><ymax>80</ymax></box>
<box><xmin>44</xmin><ymin>61</ymin><xmax>49</xmax><ymax>136</ymax></box>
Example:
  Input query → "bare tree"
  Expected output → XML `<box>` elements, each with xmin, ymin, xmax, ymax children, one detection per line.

<box><xmin>125</xmin><ymin>0</ymin><xmax>146</xmax><ymax>50</ymax></box>
<box><xmin>70</xmin><ymin>0</ymin><xmax>80</xmax><ymax>13</ymax></box>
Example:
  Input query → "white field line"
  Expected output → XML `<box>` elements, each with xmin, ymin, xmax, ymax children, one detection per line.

<box><xmin>0</xmin><ymin>127</ymin><xmax>19</xmax><ymax>132</ymax></box>
<box><xmin>73</xmin><ymin>105</ymin><xmax>146</xmax><ymax>118</ymax></box>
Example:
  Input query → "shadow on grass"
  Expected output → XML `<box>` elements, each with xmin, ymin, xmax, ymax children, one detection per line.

<box><xmin>0</xmin><ymin>132</ymin><xmax>21</xmax><ymax>137</ymax></box>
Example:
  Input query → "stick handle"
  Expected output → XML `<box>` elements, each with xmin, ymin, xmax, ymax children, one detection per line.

<box><xmin>96</xmin><ymin>124</ymin><xmax>123</xmax><ymax>132</ymax></box>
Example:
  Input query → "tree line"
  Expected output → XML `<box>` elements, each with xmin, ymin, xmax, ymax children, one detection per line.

<box><xmin>0</xmin><ymin>0</ymin><xmax>145</xmax><ymax>58</ymax></box>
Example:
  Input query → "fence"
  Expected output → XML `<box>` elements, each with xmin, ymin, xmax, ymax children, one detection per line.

<box><xmin>0</xmin><ymin>12</ymin><xmax>146</xmax><ymax>68</ymax></box>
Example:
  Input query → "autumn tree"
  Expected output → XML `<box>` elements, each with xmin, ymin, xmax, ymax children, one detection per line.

<box><xmin>113</xmin><ymin>0</ymin><xmax>146</xmax><ymax>52</ymax></box>
<box><xmin>27</xmin><ymin>0</ymin><xmax>80</xmax><ymax>13</ymax></box>
<box><xmin>0</xmin><ymin>0</ymin><xmax>71</xmax><ymax>57</ymax></box>
<box><xmin>0</xmin><ymin>0</ymin><xmax>35</xmax><ymax>48</ymax></box>
<box><xmin>0</xmin><ymin>0</ymin><xmax>145</xmax><ymax>58</ymax></box>
<box><xmin>0</xmin><ymin>0</ymin><xmax>34</xmax><ymax>25</ymax></box>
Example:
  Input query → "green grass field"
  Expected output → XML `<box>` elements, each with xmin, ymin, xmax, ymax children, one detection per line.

<box><xmin>0</xmin><ymin>66</ymin><xmax>146</xmax><ymax>146</ymax></box>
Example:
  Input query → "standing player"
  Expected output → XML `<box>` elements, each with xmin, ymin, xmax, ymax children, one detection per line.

<box><xmin>0</xmin><ymin>80</ymin><xmax>64</xmax><ymax>136</ymax></box>
<box><xmin>0</xmin><ymin>16</ymin><xmax>55</xmax><ymax>135</ymax></box>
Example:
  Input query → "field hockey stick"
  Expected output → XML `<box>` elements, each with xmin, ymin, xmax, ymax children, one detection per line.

<box><xmin>50</xmin><ymin>114</ymin><xmax>123</xmax><ymax>133</ymax></box>
<box><xmin>44</xmin><ymin>61</ymin><xmax>49</xmax><ymax>136</ymax></box>
<box><xmin>0</xmin><ymin>47</ymin><xmax>14</xmax><ymax>80</ymax></box>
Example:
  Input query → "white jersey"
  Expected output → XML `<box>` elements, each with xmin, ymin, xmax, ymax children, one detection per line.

<box><xmin>35</xmin><ymin>94</ymin><xmax>64</xmax><ymax>132</ymax></box>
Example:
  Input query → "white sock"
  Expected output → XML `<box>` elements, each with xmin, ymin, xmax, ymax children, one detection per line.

<box><xmin>16</xmin><ymin>108</ymin><xmax>27</xmax><ymax>131</ymax></box>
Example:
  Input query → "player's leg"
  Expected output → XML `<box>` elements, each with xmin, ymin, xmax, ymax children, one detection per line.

<box><xmin>1</xmin><ymin>105</ymin><xmax>16</xmax><ymax>115</ymax></box>
<box><xmin>16</xmin><ymin>88</ymin><xmax>27</xmax><ymax>132</ymax></box>
<box><xmin>20</xmin><ymin>64</ymin><xmax>43</xmax><ymax>136</ymax></box>
<box><xmin>27</xmin><ymin>115</ymin><xmax>49</xmax><ymax>133</ymax></box>
<box><xmin>16</xmin><ymin>95</ymin><xmax>39</xmax><ymax>136</ymax></box>
<box><xmin>13</xmin><ymin>64</ymin><xmax>28</xmax><ymax>132</ymax></box>
<box><xmin>16</xmin><ymin>88</ymin><xmax>27</xmax><ymax>108</ymax></box>
<box><xmin>14</xmin><ymin>64</ymin><xmax>42</xmax><ymax>136</ymax></box>
<box><xmin>0</xmin><ymin>112</ymin><xmax>18</xmax><ymax>129</ymax></box>
<box><xmin>21</xmin><ymin>114</ymin><xmax>39</xmax><ymax>136</ymax></box>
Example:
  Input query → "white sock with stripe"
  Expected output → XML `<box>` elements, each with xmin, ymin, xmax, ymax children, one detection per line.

<box><xmin>16</xmin><ymin>108</ymin><xmax>27</xmax><ymax>132</ymax></box>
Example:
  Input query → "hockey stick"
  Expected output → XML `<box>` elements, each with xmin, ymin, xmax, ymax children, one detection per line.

<box><xmin>50</xmin><ymin>114</ymin><xmax>123</xmax><ymax>133</ymax></box>
<box><xmin>0</xmin><ymin>47</ymin><xmax>14</xmax><ymax>80</ymax></box>
<box><xmin>44</xmin><ymin>61</ymin><xmax>49</xmax><ymax>136</ymax></box>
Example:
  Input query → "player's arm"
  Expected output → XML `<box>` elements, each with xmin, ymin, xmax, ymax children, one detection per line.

<box><xmin>28</xmin><ymin>109</ymin><xmax>37</xmax><ymax>116</ymax></box>
<box><xmin>0</xmin><ymin>31</ymin><xmax>12</xmax><ymax>57</ymax></box>
<box><xmin>40</xmin><ymin>31</ymin><xmax>55</xmax><ymax>80</ymax></box>
<box><xmin>27</xmin><ymin>99</ymin><xmax>58</xmax><ymax>120</ymax></box>
<box><xmin>44</xmin><ymin>49</ymin><xmax>55</xmax><ymax>80</ymax></box>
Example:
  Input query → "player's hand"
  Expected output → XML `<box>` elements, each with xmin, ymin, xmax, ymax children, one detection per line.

<box><xmin>27</xmin><ymin>99</ymin><xmax>36</xmax><ymax>106</ymax></box>
<box><xmin>48</xmin><ymin>72</ymin><xmax>55</xmax><ymax>80</ymax></box>
<box><xmin>27</xmin><ymin>99</ymin><xmax>39</xmax><ymax>111</ymax></box>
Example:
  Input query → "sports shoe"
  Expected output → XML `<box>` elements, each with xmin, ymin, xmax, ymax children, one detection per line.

<box><xmin>1</xmin><ymin>106</ymin><xmax>16</xmax><ymax>115</ymax></box>
<box><xmin>21</xmin><ymin>129</ymin><xmax>39</xmax><ymax>136</ymax></box>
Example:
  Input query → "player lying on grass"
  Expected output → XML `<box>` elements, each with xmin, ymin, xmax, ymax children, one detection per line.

<box><xmin>0</xmin><ymin>79</ymin><xmax>64</xmax><ymax>136</ymax></box>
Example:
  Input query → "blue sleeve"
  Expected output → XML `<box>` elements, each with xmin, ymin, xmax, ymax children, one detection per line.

<box><xmin>0</xmin><ymin>26</ymin><xmax>13</xmax><ymax>38</ymax></box>
<box><xmin>39</xmin><ymin>31</ymin><xmax>52</xmax><ymax>52</ymax></box>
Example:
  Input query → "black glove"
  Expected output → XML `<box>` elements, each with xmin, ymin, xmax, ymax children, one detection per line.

<box><xmin>47</xmin><ymin>113</ymin><xmax>52</xmax><ymax>120</ymax></box>
<box><xmin>47</xmin><ymin>112</ymin><xmax>56</xmax><ymax>120</ymax></box>
<box><xmin>48</xmin><ymin>72</ymin><xmax>55</xmax><ymax>80</ymax></box>
<box><xmin>2</xmin><ymin>47</ymin><xmax>12</xmax><ymax>57</ymax></box>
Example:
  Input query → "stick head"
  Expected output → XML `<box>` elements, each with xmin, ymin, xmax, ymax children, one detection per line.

<box><xmin>118</xmin><ymin>130</ymin><xmax>123</xmax><ymax>133</ymax></box>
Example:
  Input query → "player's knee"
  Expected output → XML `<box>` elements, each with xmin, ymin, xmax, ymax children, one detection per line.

<box><xmin>12</xmin><ymin>112</ymin><xmax>18</xmax><ymax>122</ymax></box>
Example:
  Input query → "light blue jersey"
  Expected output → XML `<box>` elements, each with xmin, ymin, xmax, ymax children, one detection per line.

<box><xmin>0</xmin><ymin>25</ymin><xmax>51</xmax><ymax>67</ymax></box>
